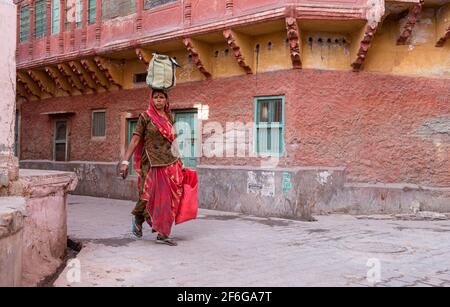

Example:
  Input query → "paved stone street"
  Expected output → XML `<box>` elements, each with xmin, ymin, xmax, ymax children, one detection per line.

<box><xmin>54</xmin><ymin>195</ymin><xmax>450</xmax><ymax>287</ymax></box>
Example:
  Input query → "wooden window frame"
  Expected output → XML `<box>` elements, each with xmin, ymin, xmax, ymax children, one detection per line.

<box><xmin>53</xmin><ymin>119</ymin><xmax>69</xmax><ymax>162</ymax></box>
<box><xmin>91</xmin><ymin>109</ymin><xmax>107</xmax><ymax>138</ymax></box>
<box><xmin>253</xmin><ymin>96</ymin><xmax>285</xmax><ymax>157</ymax></box>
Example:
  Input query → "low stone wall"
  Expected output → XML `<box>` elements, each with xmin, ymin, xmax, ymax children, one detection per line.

<box><xmin>198</xmin><ymin>165</ymin><xmax>347</xmax><ymax>220</ymax></box>
<box><xmin>324</xmin><ymin>183</ymin><xmax>450</xmax><ymax>215</ymax></box>
<box><xmin>198</xmin><ymin>165</ymin><xmax>450</xmax><ymax>217</ymax></box>
<box><xmin>0</xmin><ymin>197</ymin><xmax>26</xmax><ymax>287</ymax></box>
<box><xmin>20</xmin><ymin>161</ymin><xmax>138</xmax><ymax>201</ymax></box>
<box><xmin>19</xmin><ymin>161</ymin><xmax>450</xmax><ymax>217</ymax></box>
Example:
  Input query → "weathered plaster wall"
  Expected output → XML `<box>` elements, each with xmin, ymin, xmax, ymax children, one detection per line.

<box><xmin>365</xmin><ymin>7</ymin><xmax>450</xmax><ymax>77</ymax></box>
<box><xmin>0</xmin><ymin>0</ymin><xmax>18</xmax><ymax>185</ymax></box>
<box><xmin>0</xmin><ymin>197</ymin><xmax>25</xmax><ymax>287</ymax></box>
<box><xmin>20</xmin><ymin>69</ymin><xmax>450</xmax><ymax>187</ymax></box>
<box><xmin>7</xmin><ymin>169</ymin><xmax>78</xmax><ymax>286</ymax></box>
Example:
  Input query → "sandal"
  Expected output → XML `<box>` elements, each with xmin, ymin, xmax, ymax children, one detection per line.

<box><xmin>156</xmin><ymin>235</ymin><xmax>178</xmax><ymax>246</ymax></box>
<box><xmin>131</xmin><ymin>216</ymin><xmax>143</xmax><ymax>238</ymax></box>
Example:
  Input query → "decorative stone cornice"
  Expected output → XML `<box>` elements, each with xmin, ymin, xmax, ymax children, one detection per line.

<box><xmin>435</xmin><ymin>25</ymin><xmax>450</xmax><ymax>47</ymax></box>
<box><xmin>45</xmin><ymin>66</ymin><xmax>73</xmax><ymax>96</ymax></box>
<box><xmin>285</xmin><ymin>17</ymin><xmax>301</xmax><ymax>69</ymax></box>
<box><xmin>351</xmin><ymin>22</ymin><xmax>379</xmax><ymax>72</ymax></box>
<box><xmin>223</xmin><ymin>29</ymin><xmax>253</xmax><ymax>75</ymax></box>
<box><xmin>93</xmin><ymin>57</ymin><xmax>123</xmax><ymax>89</ymax></box>
<box><xmin>182</xmin><ymin>38</ymin><xmax>212</xmax><ymax>79</ymax></box>
<box><xmin>184</xmin><ymin>0</ymin><xmax>192</xmax><ymax>27</ymax></box>
<box><xmin>396</xmin><ymin>0</ymin><xmax>424</xmax><ymax>45</ymax></box>
<box><xmin>135</xmin><ymin>48</ymin><xmax>152</xmax><ymax>66</ymax></box>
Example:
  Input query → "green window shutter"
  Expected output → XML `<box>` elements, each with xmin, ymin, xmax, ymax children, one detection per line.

<box><xmin>20</xmin><ymin>5</ymin><xmax>30</xmax><ymax>42</ymax></box>
<box><xmin>254</xmin><ymin>96</ymin><xmax>284</xmax><ymax>155</ymax></box>
<box><xmin>88</xmin><ymin>0</ymin><xmax>96</xmax><ymax>24</ymax></box>
<box><xmin>52</xmin><ymin>0</ymin><xmax>60</xmax><ymax>34</ymax></box>
<box><xmin>128</xmin><ymin>119</ymin><xmax>138</xmax><ymax>175</ymax></box>
<box><xmin>76</xmin><ymin>0</ymin><xmax>83</xmax><ymax>27</ymax></box>
<box><xmin>35</xmin><ymin>0</ymin><xmax>47</xmax><ymax>39</ymax></box>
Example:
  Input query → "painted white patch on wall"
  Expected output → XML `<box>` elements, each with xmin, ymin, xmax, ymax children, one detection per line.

<box><xmin>317</xmin><ymin>171</ymin><xmax>331</xmax><ymax>185</ymax></box>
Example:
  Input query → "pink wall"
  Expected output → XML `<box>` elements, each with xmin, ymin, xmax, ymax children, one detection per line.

<box><xmin>20</xmin><ymin>69</ymin><xmax>450</xmax><ymax>187</ymax></box>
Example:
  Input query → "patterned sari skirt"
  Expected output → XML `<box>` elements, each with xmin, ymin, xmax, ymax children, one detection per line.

<box><xmin>132</xmin><ymin>159</ymin><xmax>183</xmax><ymax>237</ymax></box>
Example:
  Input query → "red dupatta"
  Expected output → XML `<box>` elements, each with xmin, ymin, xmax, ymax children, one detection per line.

<box><xmin>133</xmin><ymin>92</ymin><xmax>175</xmax><ymax>187</ymax></box>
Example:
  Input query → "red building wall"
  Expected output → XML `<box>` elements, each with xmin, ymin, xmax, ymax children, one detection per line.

<box><xmin>20</xmin><ymin>69</ymin><xmax>450</xmax><ymax>186</ymax></box>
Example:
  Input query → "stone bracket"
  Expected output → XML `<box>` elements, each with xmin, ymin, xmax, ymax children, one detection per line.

<box><xmin>16</xmin><ymin>82</ymin><xmax>32</xmax><ymax>101</ymax></box>
<box><xmin>17</xmin><ymin>71</ymin><xmax>43</xmax><ymax>99</ymax></box>
<box><xmin>135</xmin><ymin>48</ymin><xmax>154</xmax><ymax>66</ymax></box>
<box><xmin>351</xmin><ymin>22</ymin><xmax>379</xmax><ymax>72</ymax></box>
<box><xmin>223</xmin><ymin>29</ymin><xmax>254</xmax><ymax>74</ymax></box>
<box><xmin>57</xmin><ymin>63</ymin><xmax>86</xmax><ymax>93</ymax></box>
<box><xmin>182</xmin><ymin>38</ymin><xmax>213</xmax><ymax>79</ymax></box>
<box><xmin>435</xmin><ymin>26</ymin><xmax>450</xmax><ymax>47</ymax></box>
<box><xmin>435</xmin><ymin>3</ymin><xmax>450</xmax><ymax>47</ymax></box>
<box><xmin>68</xmin><ymin>61</ymin><xmax>98</xmax><ymax>93</ymax></box>
<box><xmin>45</xmin><ymin>66</ymin><xmax>73</xmax><ymax>96</ymax></box>
<box><xmin>396</xmin><ymin>0</ymin><xmax>424</xmax><ymax>45</ymax></box>
<box><xmin>285</xmin><ymin>17</ymin><xmax>302</xmax><ymax>69</ymax></box>
<box><xmin>80</xmin><ymin>58</ymin><xmax>111</xmax><ymax>90</ymax></box>
<box><xmin>27</xmin><ymin>69</ymin><xmax>56</xmax><ymax>97</ymax></box>
<box><xmin>93</xmin><ymin>57</ymin><xmax>123</xmax><ymax>89</ymax></box>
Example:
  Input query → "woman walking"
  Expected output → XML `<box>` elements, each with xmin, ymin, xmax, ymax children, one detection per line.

<box><xmin>120</xmin><ymin>89</ymin><xmax>183</xmax><ymax>246</ymax></box>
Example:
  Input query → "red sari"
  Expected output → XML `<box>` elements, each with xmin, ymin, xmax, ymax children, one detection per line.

<box><xmin>133</xmin><ymin>95</ymin><xmax>183</xmax><ymax>237</ymax></box>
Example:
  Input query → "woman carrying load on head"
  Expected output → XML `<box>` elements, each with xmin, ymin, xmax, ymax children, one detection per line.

<box><xmin>120</xmin><ymin>89</ymin><xmax>183</xmax><ymax>246</ymax></box>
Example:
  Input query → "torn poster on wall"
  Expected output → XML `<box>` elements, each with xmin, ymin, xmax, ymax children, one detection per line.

<box><xmin>247</xmin><ymin>171</ymin><xmax>275</xmax><ymax>197</ymax></box>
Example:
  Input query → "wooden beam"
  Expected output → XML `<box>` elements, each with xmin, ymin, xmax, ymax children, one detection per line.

<box><xmin>17</xmin><ymin>71</ymin><xmax>43</xmax><ymax>99</ymax></box>
<box><xmin>27</xmin><ymin>69</ymin><xmax>56</xmax><ymax>97</ymax></box>
<box><xmin>396</xmin><ymin>0</ymin><xmax>424</xmax><ymax>45</ymax></box>
<box><xmin>285</xmin><ymin>17</ymin><xmax>302</xmax><ymax>69</ymax></box>
<box><xmin>223</xmin><ymin>29</ymin><xmax>254</xmax><ymax>74</ymax></box>
<box><xmin>351</xmin><ymin>22</ymin><xmax>379</xmax><ymax>72</ymax></box>
<box><xmin>58</xmin><ymin>63</ymin><xmax>86</xmax><ymax>93</ymax></box>
<box><xmin>68</xmin><ymin>61</ymin><xmax>99</xmax><ymax>93</ymax></box>
<box><xmin>135</xmin><ymin>48</ymin><xmax>153</xmax><ymax>66</ymax></box>
<box><xmin>45</xmin><ymin>66</ymin><xmax>73</xmax><ymax>96</ymax></box>
<box><xmin>182</xmin><ymin>38</ymin><xmax>213</xmax><ymax>79</ymax></box>
<box><xmin>93</xmin><ymin>56</ymin><xmax>123</xmax><ymax>89</ymax></box>
<box><xmin>80</xmin><ymin>58</ymin><xmax>111</xmax><ymax>90</ymax></box>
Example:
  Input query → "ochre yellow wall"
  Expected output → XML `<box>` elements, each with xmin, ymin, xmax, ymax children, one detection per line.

<box><xmin>165</xmin><ymin>49</ymin><xmax>204</xmax><ymax>84</ymax></box>
<box><xmin>123</xmin><ymin>60</ymin><xmax>147</xmax><ymax>89</ymax></box>
<box><xmin>302</xmin><ymin>32</ymin><xmax>352</xmax><ymax>70</ymax></box>
<box><xmin>251</xmin><ymin>31</ymin><xmax>292</xmax><ymax>72</ymax></box>
<box><xmin>52</xmin><ymin>6</ymin><xmax>450</xmax><ymax>98</ymax></box>
<box><xmin>364</xmin><ymin>8</ymin><xmax>450</xmax><ymax>78</ymax></box>
<box><xmin>211</xmin><ymin>42</ymin><xmax>244</xmax><ymax>78</ymax></box>
<box><xmin>120</xmin><ymin>8</ymin><xmax>449</xmax><ymax>92</ymax></box>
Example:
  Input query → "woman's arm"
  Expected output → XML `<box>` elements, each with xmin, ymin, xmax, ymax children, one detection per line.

<box><xmin>120</xmin><ymin>134</ymin><xmax>141</xmax><ymax>179</ymax></box>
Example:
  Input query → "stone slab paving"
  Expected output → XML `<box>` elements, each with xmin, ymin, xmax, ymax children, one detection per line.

<box><xmin>54</xmin><ymin>195</ymin><xmax>450</xmax><ymax>287</ymax></box>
